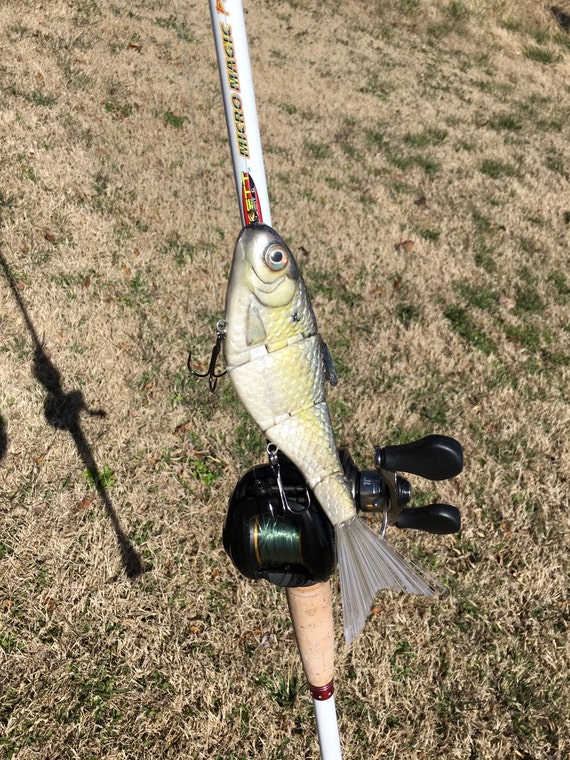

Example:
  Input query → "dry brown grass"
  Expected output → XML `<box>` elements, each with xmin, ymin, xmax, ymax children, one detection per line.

<box><xmin>1</xmin><ymin>0</ymin><xmax>569</xmax><ymax>758</ymax></box>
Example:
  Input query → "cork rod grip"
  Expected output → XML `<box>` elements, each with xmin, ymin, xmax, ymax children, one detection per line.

<box><xmin>286</xmin><ymin>581</ymin><xmax>335</xmax><ymax>690</ymax></box>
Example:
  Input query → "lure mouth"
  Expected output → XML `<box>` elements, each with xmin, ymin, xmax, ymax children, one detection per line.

<box><xmin>250</xmin><ymin>266</ymin><xmax>297</xmax><ymax>308</ymax></box>
<box><xmin>251</xmin><ymin>267</ymin><xmax>284</xmax><ymax>291</ymax></box>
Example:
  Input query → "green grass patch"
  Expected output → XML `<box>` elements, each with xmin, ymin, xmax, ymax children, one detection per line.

<box><xmin>304</xmin><ymin>140</ymin><xmax>333</xmax><ymax>160</ymax></box>
<box><xmin>415</xmin><ymin>227</ymin><xmax>440</xmax><ymax>242</ymax></box>
<box><xmin>514</xmin><ymin>284</ymin><xmax>544</xmax><ymax>314</ymax></box>
<box><xmin>253</xmin><ymin>673</ymin><xmax>300</xmax><ymax>708</ymax></box>
<box><xmin>365</xmin><ymin>129</ymin><xmax>385</xmax><ymax>150</ymax></box>
<box><xmin>548</xmin><ymin>270</ymin><xmax>570</xmax><ymax>298</ymax></box>
<box><xmin>357</xmin><ymin>71</ymin><xmax>392</xmax><ymax>100</ymax></box>
<box><xmin>489</xmin><ymin>113</ymin><xmax>523</xmax><ymax>131</ymax></box>
<box><xmin>480</xmin><ymin>159</ymin><xmax>519</xmax><ymax>179</ymax></box>
<box><xmin>155</xmin><ymin>14</ymin><xmax>194</xmax><ymax>41</ymax></box>
<box><xmin>395</xmin><ymin>301</ymin><xmax>421</xmax><ymax>327</ymax></box>
<box><xmin>544</xmin><ymin>149</ymin><xmax>568</xmax><ymax>178</ymax></box>
<box><xmin>163</xmin><ymin>110</ymin><xmax>186</xmax><ymax>129</ymax></box>
<box><xmin>388</xmin><ymin>152</ymin><xmax>440</xmax><ymax>176</ymax></box>
<box><xmin>161</xmin><ymin>234</ymin><xmax>196</xmax><ymax>266</ymax></box>
<box><xmin>104</xmin><ymin>100</ymin><xmax>133</xmax><ymax>119</ymax></box>
<box><xmin>444</xmin><ymin>304</ymin><xmax>497</xmax><ymax>354</ymax></box>
<box><xmin>403</xmin><ymin>127</ymin><xmax>448</xmax><ymax>147</ymax></box>
<box><xmin>453</xmin><ymin>281</ymin><xmax>497</xmax><ymax>312</ymax></box>
<box><xmin>233</xmin><ymin>416</ymin><xmax>265</xmax><ymax>466</ymax></box>
<box><xmin>29</xmin><ymin>88</ymin><xmax>58</xmax><ymax>107</ymax></box>
<box><xmin>84</xmin><ymin>464</ymin><xmax>116</xmax><ymax>489</ymax></box>
<box><xmin>523</xmin><ymin>46</ymin><xmax>561</xmax><ymax>65</ymax></box>
<box><xmin>504</xmin><ymin>322</ymin><xmax>543</xmax><ymax>351</ymax></box>
<box><xmin>446</xmin><ymin>0</ymin><xmax>469</xmax><ymax>21</ymax></box>
<box><xmin>190</xmin><ymin>457</ymin><xmax>221</xmax><ymax>486</ymax></box>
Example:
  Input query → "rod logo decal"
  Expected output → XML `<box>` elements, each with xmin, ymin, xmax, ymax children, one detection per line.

<box><xmin>220</xmin><ymin>23</ymin><xmax>249</xmax><ymax>158</ymax></box>
<box><xmin>241</xmin><ymin>172</ymin><xmax>262</xmax><ymax>224</ymax></box>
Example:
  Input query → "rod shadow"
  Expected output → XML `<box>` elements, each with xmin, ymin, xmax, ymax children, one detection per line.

<box><xmin>0</xmin><ymin>252</ymin><xmax>144</xmax><ymax>578</ymax></box>
<box><xmin>0</xmin><ymin>413</ymin><xmax>7</xmax><ymax>464</ymax></box>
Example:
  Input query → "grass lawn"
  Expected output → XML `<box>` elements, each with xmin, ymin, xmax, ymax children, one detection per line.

<box><xmin>1</xmin><ymin>1</ymin><xmax>569</xmax><ymax>757</ymax></box>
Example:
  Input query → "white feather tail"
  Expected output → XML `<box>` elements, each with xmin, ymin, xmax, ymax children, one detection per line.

<box><xmin>336</xmin><ymin>516</ymin><xmax>439</xmax><ymax>645</ymax></box>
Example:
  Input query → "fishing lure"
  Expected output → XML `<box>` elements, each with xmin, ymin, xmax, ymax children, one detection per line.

<box><xmin>223</xmin><ymin>223</ymin><xmax>437</xmax><ymax>644</ymax></box>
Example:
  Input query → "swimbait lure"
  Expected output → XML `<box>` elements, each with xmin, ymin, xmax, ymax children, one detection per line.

<box><xmin>223</xmin><ymin>223</ymin><xmax>436</xmax><ymax>643</ymax></box>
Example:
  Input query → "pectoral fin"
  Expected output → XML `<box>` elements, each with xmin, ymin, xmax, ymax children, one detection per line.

<box><xmin>246</xmin><ymin>304</ymin><xmax>266</xmax><ymax>346</ymax></box>
<box><xmin>322</xmin><ymin>341</ymin><xmax>338</xmax><ymax>386</ymax></box>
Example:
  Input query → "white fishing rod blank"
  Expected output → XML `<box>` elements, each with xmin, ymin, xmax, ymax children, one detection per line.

<box><xmin>209</xmin><ymin>0</ymin><xmax>271</xmax><ymax>227</ymax></box>
<box><xmin>208</xmin><ymin>2</ymin><xmax>342</xmax><ymax>758</ymax></box>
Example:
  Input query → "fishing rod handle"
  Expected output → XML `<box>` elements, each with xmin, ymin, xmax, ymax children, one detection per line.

<box><xmin>286</xmin><ymin>582</ymin><xmax>335</xmax><ymax>692</ymax></box>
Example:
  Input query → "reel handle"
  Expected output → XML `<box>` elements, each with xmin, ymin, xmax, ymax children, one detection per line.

<box><xmin>394</xmin><ymin>504</ymin><xmax>461</xmax><ymax>534</ymax></box>
<box><xmin>376</xmin><ymin>435</ymin><xmax>463</xmax><ymax>481</ymax></box>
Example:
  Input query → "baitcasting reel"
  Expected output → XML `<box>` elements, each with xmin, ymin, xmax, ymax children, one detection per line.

<box><xmin>223</xmin><ymin>434</ymin><xmax>463</xmax><ymax>588</ymax></box>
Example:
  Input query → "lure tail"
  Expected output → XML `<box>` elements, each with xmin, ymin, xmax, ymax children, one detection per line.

<box><xmin>335</xmin><ymin>516</ymin><xmax>439</xmax><ymax>645</ymax></box>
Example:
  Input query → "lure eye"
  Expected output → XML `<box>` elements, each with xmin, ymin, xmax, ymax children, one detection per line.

<box><xmin>264</xmin><ymin>245</ymin><xmax>288</xmax><ymax>272</ymax></box>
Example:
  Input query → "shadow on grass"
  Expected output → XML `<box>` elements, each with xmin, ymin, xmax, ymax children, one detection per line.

<box><xmin>0</xmin><ymin>252</ymin><xmax>145</xmax><ymax>579</ymax></box>
<box><xmin>0</xmin><ymin>414</ymin><xmax>7</xmax><ymax>464</ymax></box>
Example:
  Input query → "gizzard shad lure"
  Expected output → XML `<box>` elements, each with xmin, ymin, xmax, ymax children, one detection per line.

<box><xmin>223</xmin><ymin>224</ymin><xmax>437</xmax><ymax>644</ymax></box>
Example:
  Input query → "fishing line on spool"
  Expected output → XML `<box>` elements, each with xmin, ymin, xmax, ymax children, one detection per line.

<box><xmin>251</xmin><ymin>445</ymin><xmax>306</xmax><ymax>570</ymax></box>
<box><xmin>252</xmin><ymin>514</ymin><xmax>303</xmax><ymax>568</ymax></box>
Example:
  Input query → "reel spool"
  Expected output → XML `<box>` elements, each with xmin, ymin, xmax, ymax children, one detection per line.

<box><xmin>223</xmin><ymin>451</ymin><xmax>335</xmax><ymax>588</ymax></box>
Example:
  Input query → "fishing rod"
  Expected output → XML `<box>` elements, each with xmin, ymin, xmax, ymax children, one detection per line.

<box><xmin>208</xmin><ymin>0</ymin><xmax>342</xmax><ymax>757</ymax></box>
<box><xmin>206</xmin><ymin>4</ymin><xmax>464</xmax><ymax>759</ymax></box>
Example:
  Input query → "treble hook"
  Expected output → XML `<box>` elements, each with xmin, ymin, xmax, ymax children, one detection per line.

<box><xmin>188</xmin><ymin>320</ymin><xmax>227</xmax><ymax>392</ymax></box>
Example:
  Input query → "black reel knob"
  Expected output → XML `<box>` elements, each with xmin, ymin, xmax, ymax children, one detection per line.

<box><xmin>376</xmin><ymin>435</ymin><xmax>463</xmax><ymax>481</ymax></box>
<box><xmin>395</xmin><ymin>504</ymin><xmax>461</xmax><ymax>534</ymax></box>
<box><xmin>223</xmin><ymin>453</ymin><xmax>335</xmax><ymax>588</ymax></box>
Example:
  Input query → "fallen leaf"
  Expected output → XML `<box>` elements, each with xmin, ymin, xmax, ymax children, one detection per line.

<box><xmin>175</xmin><ymin>421</ymin><xmax>193</xmax><ymax>434</ymax></box>
<box><xmin>75</xmin><ymin>496</ymin><xmax>94</xmax><ymax>511</ymax></box>
<box><xmin>395</xmin><ymin>239</ymin><xmax>415</xmax><ymax>252</ymax></box>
